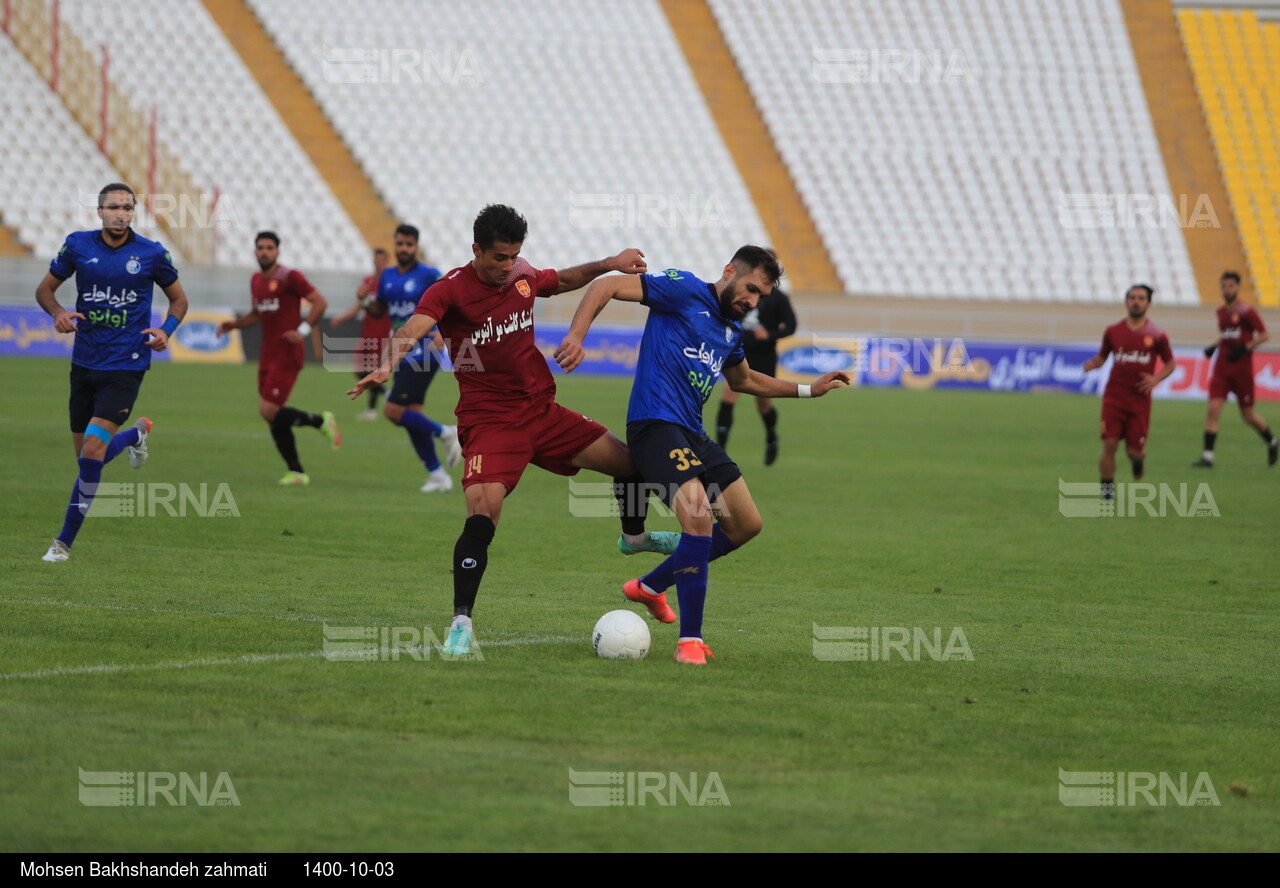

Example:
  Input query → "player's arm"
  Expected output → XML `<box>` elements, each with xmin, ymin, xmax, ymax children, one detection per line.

<box><xmin>772</xmin><ymin>292</ymin><xmax>798</xmax><ymax>340</ymax></box>
<box><xmin>1137</xmin><ymin>348</ymin><xmax>1177</xmax><ymax>395</ymax></box>
<box><xmin>348</xmin><ymin>312</ymin><xmax>438</xmax><ymax>398</ymax></box>
<box><xmin>724</xmin><ymin>360</ymin><xmax>850</xmax><ymax>398</ymax></box>
<box><xmin>553</xmin><ymin>274</ymin><xmax>645</xmax><ymax>372</ymax></box>
<box><xmin>283</xmin><ymin>289</ymin><xmax>327</xmax><ymax>344</ymax></box>
<box><xmin>1083</xmin><ymin>334</ymin><xmax>1112</xmax><ymax>372</ymax></box>
<box><xmin>35</xmin><ymin>272</ymin><xmax>83</xmax><ymax>333</ymax></box>
<box><xmin>141</xmin><ymin>279</ymin><xmax>191</xmax><ymax>352</ymax></box>
<box><xmin>551</xmin><ymin>248</ymin><xmax>647</xmax><ymax>295</ymax></box>
<box><xmin>329</xmin><ymin>296</ymin><xmax>362</xmax><ymax>327</ymax></box>
<box><xmin>217</xmin><ymin>307</ymin><xmax>260</xmax><ymax>335</ymax></box>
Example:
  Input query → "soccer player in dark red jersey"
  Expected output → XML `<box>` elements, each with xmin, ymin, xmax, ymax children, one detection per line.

<box><xmin>1192</xmin><ymin>270</ymin><xmax>1277</xmax><ymax>467</ymax></box>
<box><xmin>348</xmin><ymin>205</ymin><xmax>677</xmax><ymax>654</ymax></box>
<box><xmin>330</xmin><ymin>247</ymin><xmax>393</xmax><ymax>420</ymax></box>
<box><xmin>1083</xmin><ymin>284</ymin><xmax>1175</xmax><ymax>500</ymax></box>
<box><xmin>218</xmin><ymin>231</ymin><xmax>340</xmax><ymax>485</ymax></box>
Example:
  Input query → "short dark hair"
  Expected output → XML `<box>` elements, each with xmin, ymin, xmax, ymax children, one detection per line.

<box><xmin>730</xmin><ymin>245</ymin><xmax>783</xmax><ymax>286</ymax></box>
<box><xmin>373</xmin><ymin>247</ymin><xmax>389</xmax><ymax>257</ymax></box>
<box><xmin>98</xmin><ymin>183</ymin><xmax>135</xmax><ymax>207</ymax></box>
<box><xmin>1221</xmin><ymin>270</ymin><xmax>1241</xmax><ymax>283</ymax></box>
<box><xmin>473</xmin><ymin>204</ymin><xmax>528</xmax><ymax>251</ymax></box>
<box><xmin>1127</xmin><ymin>283</ymin><xmax>1154</xmax><ymax>300</ymax></box>
<box><xmin>255</xmin><ymin>230</ymin><xmax>280</xmax><ymax>247</ymax></box>
<box><xmin>394</xmin><ymin>224</ymin><xmax>419</xmax><ymax>243</ymax></box>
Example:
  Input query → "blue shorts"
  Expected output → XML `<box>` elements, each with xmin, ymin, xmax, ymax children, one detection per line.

<box><xmin>388</xmin><ymin>355</ymin><xmax>440</xmax><ymax>406</ymax></box>
<box><xmin>68</xmin><ymin>364</ymin><xmax>146</xmax><ymax>433</ymax></box>
<box><xmin>626</xmin><ymin>419</ymin><xmax>742</xmax><ymax>506</ymax></box>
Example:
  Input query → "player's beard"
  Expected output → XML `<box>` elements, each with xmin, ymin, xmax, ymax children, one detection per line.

<box><xmin>719</xmin><ymin>278</ymin><xmax>751</xmax><ymax>321</ymax></box>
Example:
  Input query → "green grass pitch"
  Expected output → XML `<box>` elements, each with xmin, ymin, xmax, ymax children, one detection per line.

<box><xmin>0</xmin><ymin>355</ymin><xmax>1276</xmax><ymax>851</ymax></box>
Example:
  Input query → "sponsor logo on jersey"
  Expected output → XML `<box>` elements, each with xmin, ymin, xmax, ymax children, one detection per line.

<box><xmin>81</xmin><ymin>285</ymin><xmax>140</xmax><ymax>307</ymax></box>
<box><xmin>1113</xmin><ymin>349</ymin><xmax>1151</xmax><ymax>364</ymax></box>
<box><xmin>1222</xmin><ymin>326</ymin><xmax>1241</xmax><ymax>340</ymax></box>
<box><xmin>683</xmin><ymin>341</ymin><xmax>724</xmax><ymax>374</ymax></box>
<box><xmin>515</xmin><ymin>279</ymin><xmax>531</xmax><ymax>298</ymax></box>
<box><xmin>257</xmin><ymin>298</ymin><xmax>280</xmax><ymax>313</ymax></box>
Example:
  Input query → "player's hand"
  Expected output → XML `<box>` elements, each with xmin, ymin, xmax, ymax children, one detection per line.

<box><xmin>1136</xmin><ymin>372</ymin><xmax>1157</xmax><ymax>394</ymax></box>
<box><xmin>356</xmin><ymin>279</ymin><xmax>373</xmax><ymax>299</ymax></box>
<box><xmin>1082</xmin><ymin>356</ymin><xmax>1103</xmax><ymax>372</ymax></box>
<box><xmin>430</xmin><ymin>331</ymin><xmax>446</xmax><ymax>353</ymax></box>
<box><xmin>811</xmin><ymin>371</ymin><xmax>852</xmax><ymax>397</ymax></box>
<box><xmin>752</xmin><ymin>327</ymin><xmax>769</xmax><ymax>341</ymax></box>
<box><xmin>53</xmin><ymin>308</ymin><xmax>85</xmax><ymax>333</ymax></box>
<box><xmin>142</xmin><ymin>328</ymin><xmax>169</xmax><ymax>352</ymax></box>
<box><xmin>605</xmin><ymin>248</ymin><xmax>647</xmax><ymax>276</ymax></box>
<box><xmin>1227</xmin><ymin>344</ymin><xmax>1247</xmax><ymax>362</ymax></box>
<box><xmin>282</xmin><ymin>330</ymin><xmax>304</xmax><ymax>345</ymax></box>
<box><xmin>1203</xmin><ymin>344</ymin><xmax>1217</xmax><ymax>359</ymax></box>
<box><xmin>217</xmin><ymin>320</ymin><xmax>236</xmax><ymax>337</ymax></box>
<box><xmin>553</xmin><ymin>334</ymin><xmax>586</xmax><ymax>372</ymax></box>
<box><xmin>348</xmin><ymin>366</ymin><xmax>390</xmax><ymax>399</ymax></box>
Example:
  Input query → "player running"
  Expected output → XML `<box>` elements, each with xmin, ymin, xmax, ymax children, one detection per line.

<box><xmin>1192</xmin><ymin>270</ymin><xmax>1277</xmax><ymax>467</ymax></box>
<box><xmin>1082</xmin><ymin>284</ymin><xmax>1175</xmax><ymax>500</ymax></box>
<box><xmin>362</xmin><ymin>224</ymin><xmax>460</xmax><ymax>492</ymax></box>
<box><xmin>36</xmin><ymin>182</ymin><xmax>189</xmax><ymax>562</ymax></box>
<box><xmin>329</xmin><ymin>247</ymin><xmax>393</xmax><ymax>420</ymax></box>
<box><xmin>555</xmin><ymin>246</ymin><xmax>850</xmax><ymax>664</ymax></box>
<box><xmin>217</xmin><ymin>231</ymin><xmax>339</xmax><ymax>485</ymax></box>
<box><xmin>349</xmin><ymin>205</ymin><xmax>678</xmax><ymax>655</ymax></box>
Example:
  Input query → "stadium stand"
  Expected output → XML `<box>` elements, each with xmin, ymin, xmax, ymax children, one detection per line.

<box><xmin>247</xmin><ymin>0</ymin><xmax>769</xmax><ymax>279</ymax></box>
<box><xmin>1178</xmin><ymin>7</ymin><xmax>1280</xmax><ymax>306</ymax></box>
<box><xmin>0</xmin><ymin>37</ymin><xmax>166</xmax><ymax>260</ymax></box>
<box><xmin>709</xmin><ymin>0</ymin><xmax>1201</xmax><ymax>304</ymax></box>
<box><xmin>56</xmin><ymin>0</ymin><xmax>368</xmax><ymax>272</ymax></box>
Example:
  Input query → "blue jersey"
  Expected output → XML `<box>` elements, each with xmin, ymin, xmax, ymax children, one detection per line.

<box><xmin>628</xmin><ymin>269</ymin><xmax>745</xmax><ymax>432</ymax></box>
<box><xmin>49</xmin><ymin>229</ymin><xmax>179</xmax><ymax>371</ymax></box>
<box><xmin>376</xmin><ymin>261</ymin><xmax>441</xmax><ymax>367</ymax></box>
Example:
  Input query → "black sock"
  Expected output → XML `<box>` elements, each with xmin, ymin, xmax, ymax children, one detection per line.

<box><xmin>277</xmin><ymin>406</ymin><xmax>322</xmax><ymax>428</ymax></box>
<box><xmin>1131</xmin><ymin>458</ymin><xmax>1144</xmax><ymax>478</ymax></box>
<box><xmin>368</xmin><ymin>385</ymin><xmax>383</xmax><ymax>410</ymax></box>
<box><xmin>1259</xmin><ymin>426</ymin><xmax>1275</xmax><ymax>445</ymax></box>
<box><xmin>270</xmin><ymin>414</ymin><xmax>304</xmax><ymax>473</ymax></box>
<box><xmin>613</xmin><ymin>473</ymin><xmax>649</xmax><ymax>537</ymax></box>
<box><xmin>453</xmin><ymin>515</ymin><xmax>496</xmax><ymax>617</ymax></box>
<box><xmin>1101</xmin><ymin>478</ymin><xmax>1115</xmax><ymax>501</ymax></box>
<box><xmin>1204</xmin><ymin>431</ymin><xmax>1217</xmax><ymax>453</ymax></box>
<box><xmin>761</xmin><ymin>407</ymin><xmax>778</xmax><ymax>442</ymax></box>
<box><xmin>716</xmin><ymin>401</ymin><xmax>734</xmax><ymax>446</ymax></box>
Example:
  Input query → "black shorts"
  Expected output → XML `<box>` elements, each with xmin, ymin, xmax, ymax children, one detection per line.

<box><xmin>744</xmin><ymin>347</ymin><xmax>778</xmax><ymax>378</ymax></box>
<box><xmin>626</xmin><ymin>419</ymin><xmax>743</xmax><ymax>506</ymax></box>
<box><xmin>388</xmin><ymin>355</ymin><xmax>440</xmax><ymax>406</ymax></box>
<box><xmin>69</xmin><ymin>364</ymin><xmax>146</xmax><ymax>433</ymax></box>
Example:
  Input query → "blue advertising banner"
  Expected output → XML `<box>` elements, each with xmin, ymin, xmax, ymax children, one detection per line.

<box><xmin>0</xmin><ymin>305</ymin><xmax>173</xmax><ymax>361</ymax></box>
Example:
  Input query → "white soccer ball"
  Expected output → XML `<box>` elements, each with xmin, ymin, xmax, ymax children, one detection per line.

<box><xmin>592</xmin><ymin>609</ymin><xmax>651</xmax><ymax>660</ymax></box>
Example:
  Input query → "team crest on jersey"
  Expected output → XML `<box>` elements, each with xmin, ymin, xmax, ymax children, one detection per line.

<box><xmin>126</xmin><ymin>258</ymin><xmax>141</xmax><ymax>274</ymax></box>
<box><xmin>404</xmin><ymin>279</ymin><xmax>416</xmax><ymax>292</ymax></box>
<box><xmin>725</xmin><ymin>326</ymin><xmax>733</xmax><ymax>343</ymax></box>
<box><xmin>515</xmin><ymin>280</ymin><xmax>531</xmax><ymax>298</ymax></box>
<box><xmin>1144</xmin><ymin>336</ymin><xmax>1153</xmax><ymax>347</ymax></box>
<box><xmin>269</xmin><ymin>280</ymin><xmax>279</xmax><ymax>292</ymax></box>
<box><xmin>1231</xmin><ymin>313</ymin><xmax>1239</xmax><ymax>324</ymax></box>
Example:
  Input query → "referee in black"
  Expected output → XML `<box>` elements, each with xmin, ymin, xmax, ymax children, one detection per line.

<box><xmin>714</xmin><ymin>250</ymin><xmax>797</xmax><ymax>465</ymax></box>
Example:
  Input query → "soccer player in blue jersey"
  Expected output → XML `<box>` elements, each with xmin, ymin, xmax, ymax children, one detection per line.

<box><xmin>35</xmin><ymin>183</ymin><xmax>189</xmax><ymax>562</ymax></box>
<box><xmin>556</xmin><ymin>246</ymin><xmax>850</xmax><ymax>664</ymax></box>
<box><xmin>364</xmin><ymin>224</ymin><xmax>461</xmax><ymax>491</ymax></box>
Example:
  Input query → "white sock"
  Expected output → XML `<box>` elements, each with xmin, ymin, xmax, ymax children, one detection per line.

<box><xmin>621</xmin><ymin>531</ymin><xmax>648</xmax><ymax>547</ymax></box>
<box><xmin>451</xmin><ymin>614</ymin><xmax>472</xmax><ymax>630</ymax></box>
<box><xmin>1202</xmin><ymin>450</ymin><xmax>1214</xmax><ymax>461</ymax></box>
<box><xmin>677</xmin><ymin>636</ymin><xmax>703</xmax><ymax>643</ymax></box>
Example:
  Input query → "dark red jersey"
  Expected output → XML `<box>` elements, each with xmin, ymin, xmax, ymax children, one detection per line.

<box><xmin>1098</xmin><ymin>319</ymin><xmax>1173</xmax><ymax>404</ymax></box>
<box><xmin>415</xmin><ymin>258</ymin><xmax>559</xmax><ymax>421</ymax></box>
<box><xmin>358</xmin><ymin>275</ymin><xmax>392</xmax><ymax>342</ymax></box>
<box><xmin>1214</xmin><ymin>301</ymin><xmax>1266</xmax><ymax>374</ymax></box>
<box><xmin>251</xmin><ymin>265</ymin><xmax>314</xmax><ymax>365</ymax></box>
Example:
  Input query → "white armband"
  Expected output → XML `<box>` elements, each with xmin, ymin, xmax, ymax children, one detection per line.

<box><xmin>797</xmin><ymin>384</ymin><xmax>812</xmax><ymax>398</ymax></box>
<box><xmin>297</xmin><ymin>321</ymin><xmax>312</xmax><ymax>337</ymax></box>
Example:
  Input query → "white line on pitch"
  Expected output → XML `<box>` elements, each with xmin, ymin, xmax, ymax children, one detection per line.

<box><xmin>0</xmin><ymin>636</ymin><xmax>583</xmax><ymax>681</ymax></box>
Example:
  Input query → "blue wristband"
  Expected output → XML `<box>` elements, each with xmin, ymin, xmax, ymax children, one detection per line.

<box><xmin>161</xmin><ymin>316</ymin><xmax>180</xmax><ymax>336</ymax></box>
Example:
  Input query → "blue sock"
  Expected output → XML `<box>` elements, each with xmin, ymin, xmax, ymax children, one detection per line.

<box><xmin>672</xmin><ymin>533</ymin><xmax>713</xmax><ymax>640</ymax></box>
<box><xmin>56</xmin><ymin>457</ymin><xmax>104</xmax><ymax>547</ymax></box>
<box><xmin>643</xmin><ymin>524</ymin><xmax>738</xmax><ymax>594</ymax></box>
<box><xmin>396</xmin><ymin>411</ymin><xmax>441</xmax><ymax>471</ymax></box>
<box><xmin>103</xmin><ymin>427</ymin><xmax>140</xmax><ymax>464</ymax></box>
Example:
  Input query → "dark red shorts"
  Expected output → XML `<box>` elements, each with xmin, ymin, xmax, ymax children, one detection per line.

<box><xmin>1101</xmin><ymin>398</ymin><xmax>1150</xmax><ymax>447</ymax></box>
<box><xmin>458</xmin><ymin>399</ymin><xmax>609</xmax><ymax>493</ymax></box>
<box><xmin>258</xmin><ymin>359</ymin><xmax>302</xmax><ymax>406</ymax></box>
<box><xmin>1209</xmin><ymin>368</ymin><xmax>1255</xmax><ymax>407</ymax></box>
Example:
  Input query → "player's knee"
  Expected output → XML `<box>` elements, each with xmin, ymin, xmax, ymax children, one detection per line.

<box><xmin>383</xmin><ymin>402</ymin><xmax>403</xmax><ymax>423</ymax></box>
<box><xmin>737</xmin><ymin>511</ymin><xmax>763</xmax><ymax>542</ymax></box>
